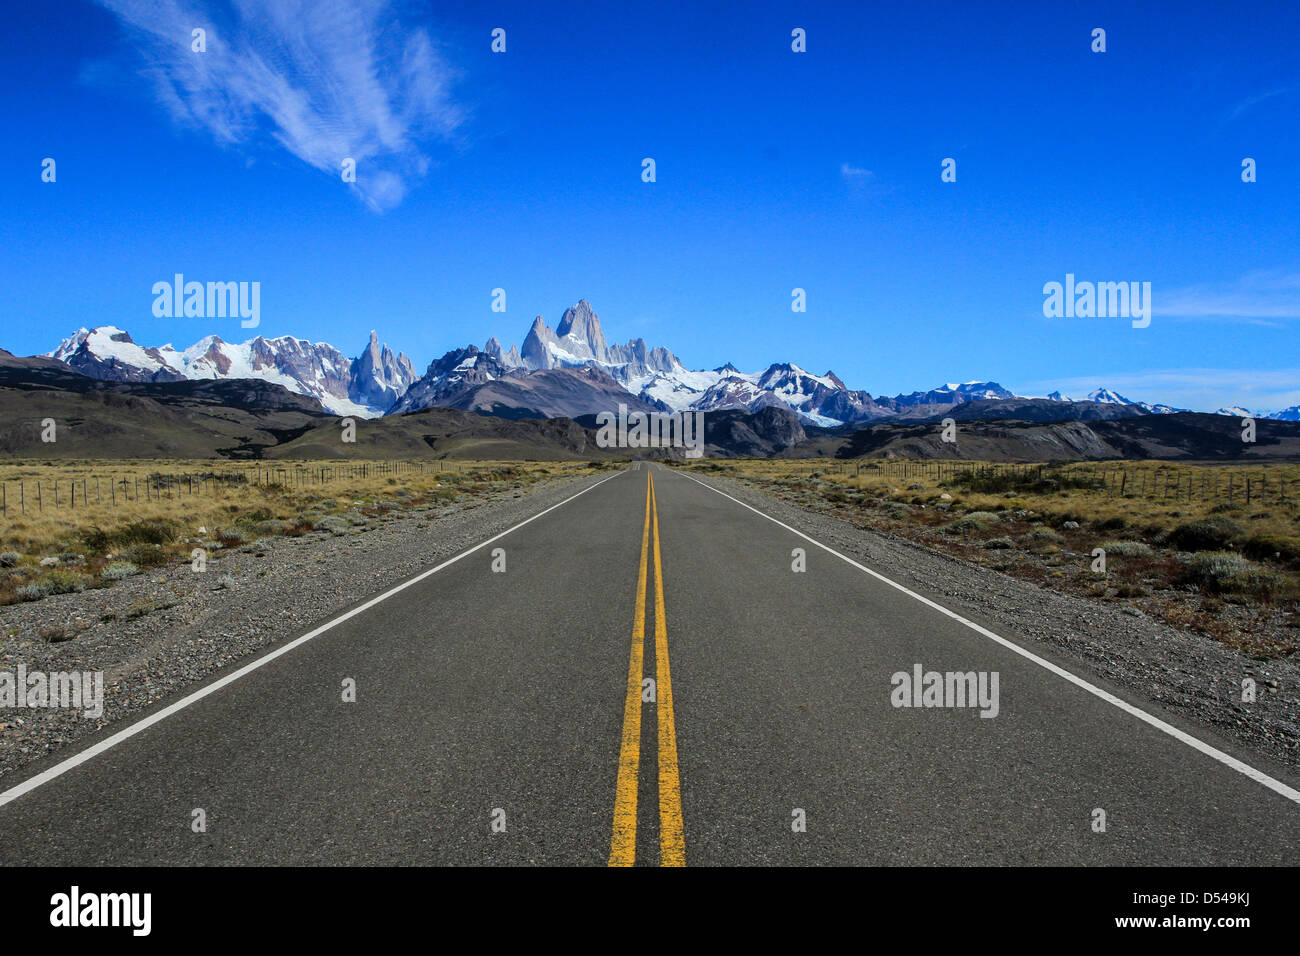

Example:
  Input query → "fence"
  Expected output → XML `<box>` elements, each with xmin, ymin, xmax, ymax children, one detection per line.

<box><xmin>788</xmin><ymin>459</ymin><xmax>1290</xmax><ymax>506</ymax></box>
<box><xmin>0</xmin><ymin>459</ymin><xmax>467</xmax><ymax>519</ymax></box>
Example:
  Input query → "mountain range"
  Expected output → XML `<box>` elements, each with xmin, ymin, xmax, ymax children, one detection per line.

<box><xmin>40</xmin><ymin>300</ymin><xmax>1300</xmax><ymax>425</ymax></box>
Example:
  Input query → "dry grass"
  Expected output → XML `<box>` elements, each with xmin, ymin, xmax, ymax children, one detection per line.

<box><xmin>0</xmin><ymin>458</ymin><xmax>615</xmax><ymax>605</ymax></box>
<box><xmin>673</xmin><ymin>457</ymin><xmax>1300</xmax><ymax>657</ymax></box>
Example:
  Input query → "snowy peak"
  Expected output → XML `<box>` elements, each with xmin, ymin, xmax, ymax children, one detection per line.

<box><xmin>1086</xmin><ymin>387</ymin><xmax>1135</xmax><ymax>406</ymax></box>
<box><xmin>47</xmin><ymin>326</ymin><xmax>413</xmax><ymax>416</ymax></box>
<box><xmin>1084</xmin><ymin>387</ymin><xmax>1183</xmax><ymax>415</ymax></box>
<box><xmin>555</xmin><ymin>299</ymin><xmax>609</xmax><ymax>364</ymax></box>
<box><xmin>51</xmin><ymin>326</ymin><xmax>187</xmax><ymax>383</ymax></box>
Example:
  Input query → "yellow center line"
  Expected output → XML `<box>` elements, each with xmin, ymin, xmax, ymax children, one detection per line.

<box><xmin>608</xmin><ymin>474</ymin><xmax>651</xmax><ymax>866</ymax></box>
<box><xmin>650</xmin><ymin>472</ymin><xmax>686</xmax><ymax>866</ymax></box>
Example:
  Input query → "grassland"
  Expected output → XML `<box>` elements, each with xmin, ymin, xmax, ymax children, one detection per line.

<box><xmin>673</xmin><ymin>457</ymin><xmax>1300</xmax><ymax>658</ymax></box>
<box><xmin>0</xmin><ymin>458</ymin><xmax>615</xmax><ymax>606</ymax></box>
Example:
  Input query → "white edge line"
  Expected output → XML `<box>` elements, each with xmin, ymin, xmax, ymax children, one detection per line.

<box><xmin>675</xmin><ymin>469</ymin><xmax>1300</xmax><ymax>806</ymax></box>
<box><xmin>0</xmin><ymin>470</ymin><xmax>626</xmax><ymax>807</ymax></box>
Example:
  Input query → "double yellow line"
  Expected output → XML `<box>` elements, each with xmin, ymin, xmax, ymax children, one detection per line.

<box><xmin>609</xmin><ymin>471</ymin><xmax>685</xmax><ymax>867</ymax></box>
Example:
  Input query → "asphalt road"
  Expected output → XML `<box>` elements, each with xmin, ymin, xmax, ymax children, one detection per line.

<box><xmin>1</xmin><ymin>462</ymin><xmax>1297</xmax><ymax>865</ymax></box>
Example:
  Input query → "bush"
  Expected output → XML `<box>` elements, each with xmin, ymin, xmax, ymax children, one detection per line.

<box><xmin>984</xmin><ymin>537</ymin><xmax>1015</xmax><ymax>550</ymax></box>
<box><xmin>18</xmin><ymin>569</ymin><xmax>89</xmax><ymax>600</ymax></box>
<box><xmin>951</xmin><ymin>467</ymin><xmax>1103</xmax><ymax>495</ymax></box>
<box><xmin>117</xmin><ymin>519</ymin><xmax>178</xmax><ymax>547</ymax></box>
<box><xmin>0</xmin><ymin>551</ymin><xmax>21</xmax><ymax>567</ymax></box>
<box><xmin>1182</xmin><ymin>552</ymin><xmax>1253</xmax><ymax>589</ymax></box>
<box><xmin>963</xmin><ymin>511</ymin><xmax>1001</xmax><ymax>523</ymax></box>
<box><xmin>1221</xmin><ymin>569</ymin><xmax>1294</xmax><ymax>601</ymax></box>
<box><xmin>1024</xmin><ymin>528</ymin><xmax>1063</xmax><ymax>544</ymax></box>
<box><xmin>1168</xmin><ymin>517</ymin><xmax>1243</xmax><ymax>552</ymax></box>
<box><xmin>1094</xmin><ymin>516</ymin><xmax>1128</xmax><ymax>531</ymax></box>
<box><xmin>101</xmin><ymin>561</ymin><xmax>140</xmax><ymax>580</ymax></box>
<box><xmin>942</xmin><ymin>517</ymin><xmax>989</xmax><ymax>536</ymax></box>
<box><xmin>313</xmin><ymin>516</ymin><xmax>352</xmax><ymax>535</ymax></box>
<box><xmin>118</xmin><ymin>543</ymin><xmax>168</xmax><ymax>568</ymax></box>
<box><xmin>1242</xmin><ymin>534</ymin><xmax>1300</xmax><ymax>563</ymax></box>
<box><xmin>1099</xmin><ymin>540</ymin><xmax>1154</xmax><ymax>558</ymax></box>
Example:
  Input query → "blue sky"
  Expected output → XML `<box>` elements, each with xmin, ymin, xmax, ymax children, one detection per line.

<box><xmin>3</xmin><ymin>0</ymin><xmax>1299</xmax><ymax>411</ymax></box>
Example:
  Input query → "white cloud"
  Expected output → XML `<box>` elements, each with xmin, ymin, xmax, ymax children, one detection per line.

<box><xmin>840</xmin><ymin>163</ymin><xmax>874</xmax><ymax>180</ymax></box>
<box><xmin>93</xmin><ymin>0</ymin><xmax>462</xmax><ymax>211</ymax></box>
<box><xmin>1157</xmin><ymin>270</ymin><xmax>1300</xmax><ymax>322</ymax></box>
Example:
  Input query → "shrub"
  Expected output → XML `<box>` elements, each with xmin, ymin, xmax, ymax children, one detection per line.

<box><xmin>118</xmin><ymin>543</ymin><xmax>168</xmax><ymax>568</ymax></box>
<box><xmin>114</xmin><ymin>519</ymin><xmax>180</xmax><ymax>547</ymax></box>
<box><xmin>0</xmin><ymin>551</ymin><xmax>21</xmax><ymax>567</ymax></box>
<box><xmin>1182</xmin><ymin>552</ymin><xmax>1253</xmax><ymax>589</ymax></box>
<box><xmin>1024</xmin><ymin>528</ymin><xmax>1063</xmax><ymax>544</ymax></box>
<box><xmin>313</xmin><ymin>516</ymin><xmax>352</xmax><ymax>535</ymax></box>
<box><xmin>101</xmin><ymin>561</ymin><xmax>140</xmax><ymax>580</ymax></box>
<box><xmin>1168</xmin><ymin>517</ymin><xmax>1243</xmax><ymax>552</ymax></box>
<box><xmin>984</xmin><ymin>537</ymin><xmax>1015</xmax><ymax>550</ymax></box>
<box><xmin>963</xmin><ymin>511</ymin><xmax>1001</xmax><ymax>523</ymax></box>
<box><xmin>1242</xmin><ymin>534</ymin><xmax>1300</xmax><ymax>563</ymax></box>
<box><xmin>1099</xmin><ymin>540</ymin><xmax>1154</xmax><ymax>558</ymax></box>
<box><xmin>1094</xmin><ymin>516</ymin><xmax>1128</xmax><ymax>531</ymax></box>
<box><xmin>1221</xmin><ymin>569</ymin><xmax>1294</xmax><ymax>601</ymax></box>
<box><xmin>18</xmin><ymin>570</ymin><xmax>89</xmax><ymax>600</ymax></box>
<box><xmin>254</xmin><ymin>519</ymin><xmax>290</xmax><ymax>535</ymax></box>
<box><xmin>942</xmin><ymin>517</ymin><xmax>989</xmax><ymax>535</ymax></box>
<box><xmin>16</xmin><ymin>582</ymin><xmax>50</xmax><ymax>601</ymax></box>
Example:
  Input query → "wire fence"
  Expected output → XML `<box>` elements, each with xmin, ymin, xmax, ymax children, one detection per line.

<box><xmin>0</xmin><ymin>459</ymin><xmax>467</xmax><ymax>519</ymax></box>
<box><xmin>789</xmin><ymin>459</ymin><xmax>1291</xmax><ymax>506</ymax></box>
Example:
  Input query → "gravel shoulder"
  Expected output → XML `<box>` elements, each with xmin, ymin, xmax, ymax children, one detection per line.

<box><xmin>685</xmin><ymin>470</ymin><xmax>1300</xmax><ymax>779</ymax></box>
<box><xmin>0</xmin><ymin>470</ymin><xmax>613</xmax><ymax>783</ymax></box>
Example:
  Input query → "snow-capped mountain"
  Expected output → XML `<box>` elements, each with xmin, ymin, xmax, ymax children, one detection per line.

<box><xmin>49</xmin><ymin>326</ymin><xmax>415</xmax><ymax>416</ymax></box>
<box><xmin>397</xmin><ymin>301</ymin><xmax>1028</xmax><ymax>425</ymax></box>
<box><xmin>1084</xmin><ymin>387</ymin><xmax>1183</xmax><ymax>415</ymax></box>
<box><xmin>43</xmin><ymin>304</ymin><xmax>1292</xmax><ymax>425</ymax></box>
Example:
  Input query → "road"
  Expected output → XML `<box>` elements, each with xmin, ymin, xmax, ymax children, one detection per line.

<box><xmin>1</xmin><ymin>462</ymin><xmax>1297</xmax><ymax>865</ymax></box>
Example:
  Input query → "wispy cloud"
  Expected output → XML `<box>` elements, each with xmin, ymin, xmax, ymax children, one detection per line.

<box><xmin>840</xmin><ymin>163</ymin><xmax>874</xmax><ymax>181</ymax></box>
<box><xmin>1226</xmin><ymin>84</ymin><xmax>1297</xmax><ymax>122</ymax></box>
<box><xmin>1157</xmin><ymin>270</ymin><xmax>1300</xmax><ymax>323</ymax></box>
<box><xmin>92</xmin><ymin>0</ymin><xmax>462</xmax><ymax>211</ymax></box>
